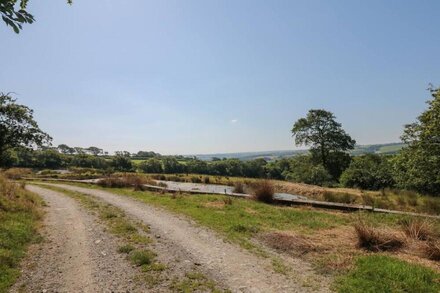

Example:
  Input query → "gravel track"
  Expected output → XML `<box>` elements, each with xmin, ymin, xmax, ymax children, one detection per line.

<box><xmin>42</xmin><ymin>183</ymin><xmax>329</xmax><ymax>293</ymax></box>
<box><xmin>10</xmin><ymin>185</ymin><xmax>140</xmax><ymax>293</ymax></box>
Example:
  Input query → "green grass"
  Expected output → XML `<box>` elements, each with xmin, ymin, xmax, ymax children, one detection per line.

<box><xmin>335</xmin><ymin>255</ymin><xmax>440</xmax><ymax>293</ymax></box>
<box><xmin>170</xmin><ymin>271</ymin><xmax>228</xmax><ymax>293</ymax></box>
<box><xmin>36</xmin><ymin>182</ymin><xmax>440</xmax><ymax>292</ymax></box>
<box><xmin>72</xmin><ymin>184</ymin><xmax>350</xmax><ymax>250</ymax></box>
<box><xmin>0</xmin><ymin>178</ymin><xmax>43</xmax><ymax>293</ymax></box>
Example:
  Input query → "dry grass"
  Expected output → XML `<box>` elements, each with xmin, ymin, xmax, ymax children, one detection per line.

<box><xmin>2</xmin><ymin>168</ymin><xmax>33</xmax><ymax>180</ymax></box>
<box><xmin>354</xmin><ymin>221</ymin><xmax>405</xmax><ymax>252</ymax></box>
<box><xmin>260</xmin><ymin>232</ymin><xmax>318</xmax><ymax>256</ymax></box>
<box><xmin>425</xmin><ymin>240</ymin><xmax>440</xmax><ymax>261</ymax></box>
<box><xmin>400</xmin><ymin>218</ymin><xmax>435</xmax><ymax>241</ymax></box>
<box><xmin>232</xmin><ymin>182</ymin><xmax>245</xmax><ymax>194</ymax></box>
<box><xmin>252</xmin><ymin>180</ymin><xmax>274</xmax><ymax>204</ymax></box>
<box><xmin>97</xmin><ymin>174</ymin><xmax>153</xmax><ymax>190</ymax></box>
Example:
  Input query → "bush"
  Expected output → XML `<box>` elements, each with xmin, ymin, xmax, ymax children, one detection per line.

<box><xmin>203</xmin><ymin>176</ymin><xmax>210</xmax><ymax>184</ymax></box>
<box><xmin>354</xmin><ymin>221</ymin><xmax>404</xmax><ymax>252</ymax></box>
<box><xmin>252</xmin><ymin>180</ymin><xmax>274</xmax><ymax>203</ymax></box>
<box><xmin>285</xmin><ymin>156</ymin><xmax>332</xmax><ymax>186</ymax></box>
<box><xmin>340</xmin><ymin>154</ymin><xmax>394</xmax><ymax>190</ymax></box>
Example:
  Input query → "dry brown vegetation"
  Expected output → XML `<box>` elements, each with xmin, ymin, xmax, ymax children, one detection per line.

<box><xmin>260</xmin><ymin>232</ymin><xmax>318</xmax><ymax>256</ymax></box>
<box><xmin>251</xmin><ymin>180</ymin><xmax>274</xmax><ymax>203</ymax></box>
<box><xmin>354</xmin><ymin>221</ymin><xmax>405</xmax><ymax>252</ymax></box>
<box><xmin>425</xmin><ymin>240</ymin><xmax>440</xmax><ymax>261</ymax></box>
<box><xmin>1</xmin><ymin>168</ymin><xmax>33</xmax><ymax>180</ymax></box>
<box><xmin>232</xmin><ymin>182</ymin><xmax>245</xmax><ymax>194</ymax></box>
<box><xmin>97</xmin><ymin>174</ymin><xmax>154</xmax><ymax>190</ymax></box>
<box><xmin>400</xmin><ymin>218</ymin><xmax>436</xmax><ymax>241</ymax></box>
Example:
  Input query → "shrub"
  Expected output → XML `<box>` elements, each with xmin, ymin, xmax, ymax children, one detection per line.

<box><xmin>252</xmin><ymin>180</ymin><xmax>274</xmax><ymax>203</ymax></box>
<box><xmin>400</xmin><ymin>218</ymin><xmax>434</xmax><ymax>241</ymax></box>
<box><xmin>354</xmin><ymin>221</ymin><xmax>404</xmax><ymax>252</ymax></box>
<box><xmin>285</xmin><ymin>156</ymin><xmax>332</xmax><ymax>186</ymax></box>
<box><xmin>340</xmin><ymin>154</ymin><xmax>394</xmax><ymax>190</ymax></box>
<box><xmin>203</xmin><ymin>176</ymin><xmax>210</xmax><ymax>184</ymax></box>
<box><xmin>232</xmin><ymin>182</ymin><xmax>245</xmax><ymax>194</ymax></box>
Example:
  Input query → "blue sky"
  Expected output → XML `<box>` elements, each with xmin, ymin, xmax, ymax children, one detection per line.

<box><xmin>1</xmin><ymin>0</ymin><xmax>439</xmax><ymax>154</ymax></box>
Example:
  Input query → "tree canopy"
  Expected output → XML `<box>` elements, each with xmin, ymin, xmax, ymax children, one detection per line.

<box><xmin>394</xmin><ymin>87</ymin><xmax>440</xmax><ymax>195</ymax></box>
<box><xmin>1</xmin><ymin>0</ymin><xmax>71</xmax><ymax>33</ymax></box>
<box><xmin>291</xmin><ymin>109</ymin><xmax>355</xmax><ymax>180</ymax></box>
<box><xmin>0</xmin><ymin>93</ymin><xmax>51</xmax><ymax>165</ymax></box>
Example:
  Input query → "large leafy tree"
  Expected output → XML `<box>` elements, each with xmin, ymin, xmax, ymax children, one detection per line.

<box><xmin>393</xmin><ymin>87</ymin><xmax>440</xmax><ymax>195</ymax></box>
<box><xmin>291</xmin><ymin>109</ymin><xmax>355</xmax><ymax>179</ymax></box>
<box><xmin>0</xmin><ymin>93</ymin><xmax>51</xmax><ymax>165</ymax></box>
<box><xmin>1</xmin><ymin>0</ymin><xmax>71</xmax><ymax>33</ymax></box>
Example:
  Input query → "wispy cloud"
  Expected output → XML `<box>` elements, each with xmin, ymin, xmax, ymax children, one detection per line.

<box><xmin>230</xmin><ymin>119</ymin><xmax>238</xmax><ymax>124</ymax></box>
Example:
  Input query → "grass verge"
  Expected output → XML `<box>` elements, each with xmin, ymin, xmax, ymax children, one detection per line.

<box><xmin>0</xmin><ymin>177</ymin><xmax>43</xmax><ymax>293</ymax></box>
<box><xmin>335</xmin><ymin>255</ymin><xmax>440</xmax><ymax>293</ymax></box>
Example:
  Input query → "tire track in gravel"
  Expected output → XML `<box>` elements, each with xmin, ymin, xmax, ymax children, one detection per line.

<box><xmin>11</xmin><ymin>185</ymin><xmax>140</xmax><ymax>293</ymax></box>
<box><xmin>43</xmin><ymin>183</ymin><xmax>330</xmax><ymax>293</ymax></box>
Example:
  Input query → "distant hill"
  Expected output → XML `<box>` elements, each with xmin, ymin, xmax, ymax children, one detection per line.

<box><xmin>193</xmin><ymin>143</ymin><xmax>406</xmax><ymax>161</ymax></box>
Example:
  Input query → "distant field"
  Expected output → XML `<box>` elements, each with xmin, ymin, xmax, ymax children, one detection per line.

<box><xmin>188</xmin><ymin>143</ymin><xmax>406</xmax><ymax>161</ymax></box>
<box><xmin>377</xmin><ymin>144</ymin><xmax>405</xmax><ymax>154</ymax></box>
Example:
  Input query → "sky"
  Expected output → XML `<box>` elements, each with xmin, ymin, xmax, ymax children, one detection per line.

<box><xmin>1</xmin><ymin>0</ymin><xmax>440</xmax><ymax>155</ymax></box>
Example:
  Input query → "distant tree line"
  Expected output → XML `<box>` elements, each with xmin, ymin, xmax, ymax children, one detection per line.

<box><xmin>1</xmin><ymin>88</ymin><xmax>440</xmax><ymax>196</ymax></box>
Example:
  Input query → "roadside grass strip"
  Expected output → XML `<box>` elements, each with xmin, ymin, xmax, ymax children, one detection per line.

<box><xmin>0</xmin><ymin>178</ymin><xmax>43</xmax><ymax>293</ymax></box>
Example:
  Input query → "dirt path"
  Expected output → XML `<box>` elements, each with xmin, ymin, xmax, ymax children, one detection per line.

<box><xmin>42</xmin><ymin>183</ymin><xmax>330</xmax><ymax>293</ymax></box>
<box><xmin>11</xmin><ymin>185</ymin><xmax>139</xmax><ymax>293</ymax></box>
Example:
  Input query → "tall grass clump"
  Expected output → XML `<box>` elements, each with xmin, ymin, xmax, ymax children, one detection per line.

<box><xmin>425</xmin><ymin>240</ymin><xmax>440</xmax><ymax>261</ymax></box>
<box><xmin>252</xmin><ymin>180</ymin><xmax>274</xmax><ymax>204</ymax></box>
<box><xmin>400</xmin><ymin>218</ymin><xmax>435</xmax><ymax>241</ymax></box>
<box><xmin>232</xmin><ymin>182</ymin><xmax>245</xmax><ymax>194</ymax></box>
<box><xmin>354</xmin><ymin>221</ymin><xmax>404</xmax><ymax>252</ymax></box>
